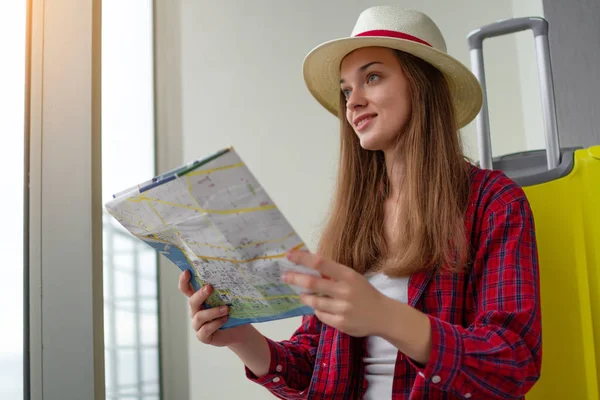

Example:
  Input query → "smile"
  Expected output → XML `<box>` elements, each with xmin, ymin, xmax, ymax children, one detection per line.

<box><xmin>354</xmin><ymin>114</ymin><xmax>377</xmax><ymax>131</ymax></box>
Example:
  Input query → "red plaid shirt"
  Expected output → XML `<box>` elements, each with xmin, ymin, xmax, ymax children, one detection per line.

<box><xmin>246</xmin><ymin>165</ymin><xmax>542</xmax><ymax>399</ymax></box>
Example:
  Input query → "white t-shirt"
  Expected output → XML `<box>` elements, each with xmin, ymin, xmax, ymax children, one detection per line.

<box><xmin>363</xmin><ymin>272</ymin><xmax>410</xmax><ymax>400</ymax></box>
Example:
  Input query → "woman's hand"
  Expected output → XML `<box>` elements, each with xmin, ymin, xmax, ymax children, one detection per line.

<box><xmin>284</xmin><ymin>250</ymin><xmax>432</xmax><ymax>364</ymax></box>
<box><xmin>178</xmin><ymin>270</ymin><xmax>272</xmax><ymax>377</ymax></box>
<box><xmin>282</xmin><ymin>250</ymin><xmax>389</xmax><ymax>338</ymax></box>
<box><xmin>178</xmin><ymin>270</ymin><xmax>253</xmax><ymax>347</ymax></box>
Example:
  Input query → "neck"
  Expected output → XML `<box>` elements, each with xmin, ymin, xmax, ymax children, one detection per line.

<box><xmin>384</xmin><ymin>148</ymin><xmax>404</xmax><ymax>200</ymax></box>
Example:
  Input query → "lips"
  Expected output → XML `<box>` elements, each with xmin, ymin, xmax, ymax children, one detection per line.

<box><xmin>353</xmin><ymin>113</ymin><xmax>377</xmax><ymax>129</ymax></box>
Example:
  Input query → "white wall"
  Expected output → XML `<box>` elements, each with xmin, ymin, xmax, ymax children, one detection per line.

<box><xmin>0</xmin><ymin>2</ymin><xmax>26</xmax><ymax>398</ymax></box>
<box><xmin>511</xmin><ymin>0</ymin><xmax>546</xmax><ymax>151</ymax></box>
<box><xmin>542</xmin><ymin>0</ymin><xmax>600</xmax><ymax>147</ymax></box>
<box><xmin>172</xmin><ymin>1</ymin><xmax>541</xmax><ymax>398</ymax></box>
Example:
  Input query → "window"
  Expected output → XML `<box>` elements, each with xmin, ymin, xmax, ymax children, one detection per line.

<box><xmin>102</xmin><ymin>1</ymin><xmax>160</xmax><ymax>399</ymax></box>
<box><xmin>0</xmin><ymin>1</ymin><xmax>27</xmax><ymax>399</ymax></box>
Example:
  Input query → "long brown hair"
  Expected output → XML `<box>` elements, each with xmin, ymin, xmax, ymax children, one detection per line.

<box><xmin>317</xmin><ymin>49</ymin><xmax>471</xmax><ymax>277</ymax></box>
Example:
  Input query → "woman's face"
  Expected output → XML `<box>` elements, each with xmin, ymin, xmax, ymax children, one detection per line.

<box><xmin>340</xmin><ymin>47</ymin><xmax>412</xmax><ymax>152</ymax></box>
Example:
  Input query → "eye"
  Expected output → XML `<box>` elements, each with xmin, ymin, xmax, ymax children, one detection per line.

<box><xmin>367</xmin><ymin>73</ymin><xmax>381</xmax><ymax>83</ymax></box>
<box><xmin>341</xmin><ymin>88</ymin><xmax>352</xmax><ymax>99</ymax></box>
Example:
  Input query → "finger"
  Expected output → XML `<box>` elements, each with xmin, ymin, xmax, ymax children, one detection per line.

<box><xmin>196</xmin><ymin>316</ymin><xmax>229</xmax><ymax>344</ymax></box>
<box><xmin>178</xmin><ymin>270</ymin><xmax>196</xmax><ymax>297</ymax></box>
<box><xmin>191</xmin><ymin>305</ymin><xmax>229</xmax><ymax>331</ymax></box>
<box><xmin>286</xmin><ymin>251</ymin><xmax>353</xmax><ymax>281</ymax></box>
<box><xmin>314</xmin><ymin>310</ymin><xmax>342</xmax><ymax>328</ymax></box>
<box><xmin>282</xmin><ymin>272</ymin><xmax>340</xmax><ymax>297</ymax></box>
<box><xmin>189</xmin><ymin>284</ymin><xmax>213</xmax><ymax>317</ymax></box>
<box><xmin>300</xmin><ymin>293</ymin><xmax>347</xmax><ymax>314</ymax></box>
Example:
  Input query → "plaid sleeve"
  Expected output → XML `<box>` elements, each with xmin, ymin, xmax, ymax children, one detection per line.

<box><xmin>245</xmin><ymin>314</ymin><xmax>322</xmax><ymax>399</ymax></box>
<box><xmin>409</xmin><ymin>196</ymin><xmax>542</xmax><ymax>399</ymax></box>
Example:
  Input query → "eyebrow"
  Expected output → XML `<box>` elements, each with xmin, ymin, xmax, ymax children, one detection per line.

<box><xmin>340</xmin><ymin>61</ymin><xmax>383</xmax><ymax>84</ymax></box>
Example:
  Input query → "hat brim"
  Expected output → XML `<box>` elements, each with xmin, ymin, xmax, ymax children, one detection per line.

<box><xmin>302</xmin><ymin>36</ymin><xmax>483</xmax><ymax>129</ymax></box>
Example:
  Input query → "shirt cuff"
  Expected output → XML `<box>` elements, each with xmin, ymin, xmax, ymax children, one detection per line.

<box><xmin>408</xmin><ymin>315</ymin><xmax>467</xmax><ymax>393</ymax></box>
<box><xmin>244</xmin><ymin>337</ymin><xmax>293</xmax><ymax>388</ymax></box>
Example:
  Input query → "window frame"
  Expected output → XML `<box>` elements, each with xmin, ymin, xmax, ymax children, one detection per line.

<box><xmin>27</xmin><ymin>0</ymin><xmax>189</xmax><ymax>398</ymax></box>
<box><xmin>28</xmin><ymin>0</ymin><xmax>105</xmax><ymax>399</ymax></box>
<box><xmin>153</xmin><ymin>0</ymin><xmax>190</xmax><ymax>399</ymax></box>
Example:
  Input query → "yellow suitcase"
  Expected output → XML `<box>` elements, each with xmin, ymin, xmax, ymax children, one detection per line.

<box><xmin>468</xmin><ymin>18</ymin><xmax>600</xmax><ymax>399</ymax></box>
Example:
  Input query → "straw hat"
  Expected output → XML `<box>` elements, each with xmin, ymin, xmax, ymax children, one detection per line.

<box><xmin>302</xmin><ymin>6</ymin><xmax>483</xmax><ymax>128</ymax></box>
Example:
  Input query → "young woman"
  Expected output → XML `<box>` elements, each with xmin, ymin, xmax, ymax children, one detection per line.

<box><xmin>178</xmin><ymin>6</ymin><xmax>542</xmax><ymax>399</ymax></box>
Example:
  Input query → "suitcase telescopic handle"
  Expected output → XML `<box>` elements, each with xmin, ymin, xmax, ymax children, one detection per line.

<box><xmin>467</xmin><ymin>17</ymin><xmax>560</xmax><ymax>171</ymax></box>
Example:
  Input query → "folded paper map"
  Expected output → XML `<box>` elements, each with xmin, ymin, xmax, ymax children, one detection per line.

<box><xmin>104</xmin><ymin>147</ymin><xmax>317</xmax><ymax>329</ymax></box>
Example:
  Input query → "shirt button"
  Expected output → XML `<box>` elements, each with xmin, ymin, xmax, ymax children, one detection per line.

<box><xmin>431</xmin><ymin>375</ymin><xmax>441</xmax><ymax>384</ymax></box>
<box><xmin>275</xmin><ymin>365</ymin><xmax>283</xmax><ymax>372</ymax></box>
<box><xmin>272</xmin><ymin>377</ymin><xmax>280</xmax><ymax>383</ymax></box>
<box><xmin>464</xmin><ymin>394</ymin><xmax>472</xmax><ymax>398</ymax></box>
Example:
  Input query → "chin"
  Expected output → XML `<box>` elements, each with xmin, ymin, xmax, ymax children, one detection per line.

<box><xmin>358</xmin><ymin>135</ymin><xmax>386</xmax><ymax>151</ymax></box>
<box><xmin>356</xmin><ymin>128</ymin><xmax>399</xmax><ymax>152</ymax></box>
<box><xmin>359</xmin><ymin>142</ymin><xmax>382</xmax><ymax>151</ymax></box>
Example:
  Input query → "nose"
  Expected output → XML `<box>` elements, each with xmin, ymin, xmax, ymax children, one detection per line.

<box><xmin>346</xmin><ymin>87</ymin><xmax>367</xmax><ymax>110</ymax></box>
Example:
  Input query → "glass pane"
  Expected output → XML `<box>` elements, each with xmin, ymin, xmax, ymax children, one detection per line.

<box><xmin>115</xmin><ymin>309</ymin><xmax>136</xmax><ymax>347</ymax></box>
<box><xmin>114</xmin><ymin>270</ymin><xmax>136</xmax><ymax>298</ymax></box>
<box><xmin>140</xmin><ymin>304</ymin><xmax>158</xmax><ymax>346</ymax></box>
<box><xmin>102</xmin><ymin>1</ymin><xmax>160</xmax><ymax>399</ymax></box>
<box><xmin>139</xmin><ymin>276</ymin><xmax>158</xmax><ymax>298</ymax></box>
<box><xmin>0</xmin><ymin>1</ymin><xmax>27</xmax><ymax>399</ymax></box>
<box><xmin>141</xmin><ymin>348</ymin><xmax>160</xmax><ymax>390</ymax></box>
<box><xmin>116</xmin><ymin>349</ymin><xmax>139</xmax><ymax>388</ymax></box>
